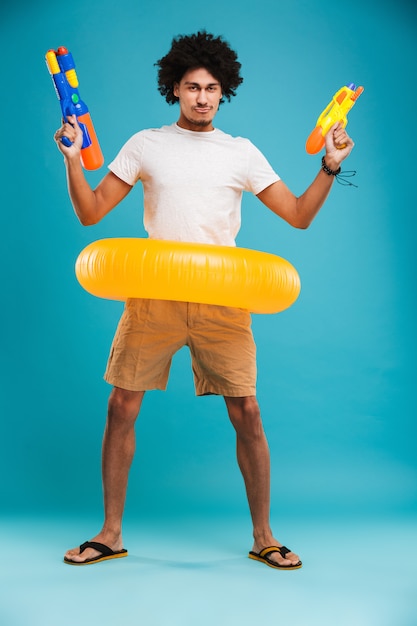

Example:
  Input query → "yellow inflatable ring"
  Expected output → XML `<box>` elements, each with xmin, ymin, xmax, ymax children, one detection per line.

<box><xmin>75</xmin><ymin>238</ymin><xmax>301</xmax><ymax>314</ymax></box>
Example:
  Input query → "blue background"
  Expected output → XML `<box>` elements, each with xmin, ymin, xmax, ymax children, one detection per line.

<box><xmin>0</xmin><ymin>0</ymin><xmax>416</xmax><ymax>624</ymax></box>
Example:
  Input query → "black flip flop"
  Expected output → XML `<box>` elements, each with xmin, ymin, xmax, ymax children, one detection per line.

<box><xmin>64</xmin><ymin>541</ymin><xmax>128</xmax><ymax>566</ymax></box>
<box><xmin>248</xmin><ymin>545</ymin><xmax>302</xmax><ymax>570</ymax></box>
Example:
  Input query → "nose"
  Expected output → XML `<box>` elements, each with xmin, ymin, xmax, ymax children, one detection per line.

<box><xmin>197</xmin><ymin>89</ymin><xmax>208</xmax><ymax>104</ymax></box>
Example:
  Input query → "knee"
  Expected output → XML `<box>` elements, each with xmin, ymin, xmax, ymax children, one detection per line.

<box><xmin>226</xmin><ymin>396</ymin><xmax>263</xmax><ymax>439</ymax></box>
<box><xmin>107</xmin><ymin>387</ymin><xmax>143</xmax><ymax>425</ymax></box>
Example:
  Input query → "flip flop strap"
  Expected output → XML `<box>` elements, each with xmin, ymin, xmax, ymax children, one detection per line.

<box><xmin>259</xmin><ymin>546</ymin><xmax>280</xmax><ymax>559</ymax></box>
<box><xmin>259</xmin><ymin>545</ymin><xmax>292</xmax><ymax>559</ymax></box>
<box><xmin>278</xmin><ymin>545</ymin><xmax>291</xmax><ymax>558</ymax></box>
<box><xmin>79</xmin><ymin>541</ymin><xmax>114</xmax><ymax>556</ymax></box>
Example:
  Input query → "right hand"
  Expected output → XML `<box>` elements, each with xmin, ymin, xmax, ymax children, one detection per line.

<box><xmin>54</xmin><ymin>114</ymin><xmax>83</xmax><ymax>158</ymax></box>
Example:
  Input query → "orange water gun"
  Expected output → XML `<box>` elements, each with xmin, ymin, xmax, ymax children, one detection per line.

<box><xmin>306</xmin><ymin>83</ymin><xmax>364</xmax><ymax>155</ymax></box>
<box><xmin>45</xmin><ymin>46</ymin><xmax>104</xmax><ymax>170</ymax></box>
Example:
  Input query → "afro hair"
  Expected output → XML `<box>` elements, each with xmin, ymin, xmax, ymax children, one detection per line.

<box><xmin>155</xmin><ymin>31</ymin><xmax>243</xmax><ymax>105</ymax></box>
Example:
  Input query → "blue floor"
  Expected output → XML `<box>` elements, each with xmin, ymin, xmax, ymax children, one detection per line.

<box><xmin>1</xmin><ymin>513</ymin><xmax>416</xmax><ymax>626</ymax></box>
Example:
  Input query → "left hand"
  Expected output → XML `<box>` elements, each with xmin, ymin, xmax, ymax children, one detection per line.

<box><xmin>324</xmin><ymin>122</ymin><xmax>354</xmax><ymax>170</ymax></box>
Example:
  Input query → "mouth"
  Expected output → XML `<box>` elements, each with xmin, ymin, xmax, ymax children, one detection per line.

<box><xmin>193</xmin><ymin>106</ymin><xmax>212</xmax><ymax>114</ymax></box>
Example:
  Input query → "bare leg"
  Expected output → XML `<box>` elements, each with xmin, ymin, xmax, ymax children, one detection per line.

<box><xmin>64</xmin><ymin>387</ymin><xmax>144</xmax><ymax>563</ymax></box>
<box><xmin>224</xmin><ymin>395</ymin><xmax>301</xmax><ymax>567</ymax></box>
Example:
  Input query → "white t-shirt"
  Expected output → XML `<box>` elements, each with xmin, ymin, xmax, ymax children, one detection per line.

<box><xmin>108</xmin><ymin>123</ymin><xmax>280</xmax><ymax>246</ymax></box>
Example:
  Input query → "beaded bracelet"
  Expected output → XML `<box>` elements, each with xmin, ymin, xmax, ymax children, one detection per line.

<box><xmin>321</xmin><ymin>156</ymin><xmax>357</xmax><ymax>187</ymax></box>
<box><xmin>321</xmin><ymin>156</ymin><xmax>341</xmax><ymax>176</ymax></box>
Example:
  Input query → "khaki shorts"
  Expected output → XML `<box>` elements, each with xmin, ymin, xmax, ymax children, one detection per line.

<box><xmin>104</xmin><ymin>298</ymin><xmax>257</xmax><ymax>396</ymax></box>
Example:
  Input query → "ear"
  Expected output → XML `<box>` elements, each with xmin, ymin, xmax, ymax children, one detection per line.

<box><xmin>173</xmin><ymin>82</ymin><xmax>179</xmax><ymax>98</ymax></box>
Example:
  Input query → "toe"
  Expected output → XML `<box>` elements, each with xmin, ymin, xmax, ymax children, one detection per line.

<box><xmin>64</xmin><ymin>545</ymin><xmax>96</xmax><ymax>563</ymax></box>
<box><xmin>286</xmin><ymin>551</ymin><xmax>302</xmax><ymax>565</ymax></box>
<box><xmin>271</xmin><ymin>553</ymin><xmax>293</xmax><ymax>567</ymax></box>
<box><xmin>64</xmin><ymin>547</ymin><xmax>80</xmax><ymax>560</ymax></box>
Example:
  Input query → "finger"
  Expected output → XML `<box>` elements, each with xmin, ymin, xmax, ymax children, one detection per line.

<box><xmin>60</xmin><ymin>115</ymin><xmax>80</xmax><ymax>135</ymax></box>
<box><xmin>334</xmin><ymin>133</ymin><xmax>347</xmax><ymax>150</ymax></box>
<box><xmin>66</xmin><ymin>114</ymin><xmax>77</xmax><ymax>126</ymax></box>
<box><xmin>67</xmin><ymin>115</ymin><xmax>85</xmax><ymax>143</ymax></box>
<box><xmin>331</xmin><ymin>125</ymin><xmax>350</xmax><ymax>150</ymax></box>
<box><xmin>61</xmin><ymin>126</ymin><xmax>77</xmax><ymax>143</ymax></box>
<box><xmin>324</xmin><ymin>122</ymin><xmax>342</xmax><ymax>148</ymax></box>
<box><xmin>328</xmin><ymin>121</ymin><xmax>342</xmax><ymax>134</ymax></box>
<box><xmin>54</xmin><ymin>123</ymin><xmax>77</xmax><ymax>147</ymax></box>
<box><xmin>335</xmin><ymin>130</ymin><xmax>354</xmax><ymax>150</ymax></box>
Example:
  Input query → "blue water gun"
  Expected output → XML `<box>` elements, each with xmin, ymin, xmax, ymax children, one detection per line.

<box><xmin>45</xmin><ymin>46</ymin><xmax>104</xmax><ymax>170</ymax></box>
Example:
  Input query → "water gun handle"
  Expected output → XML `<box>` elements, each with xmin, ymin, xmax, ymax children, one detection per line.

<box><xmin>306</xmin><ymin>83</ymin><xmax>364</xmax><ymax>155</ymax></box>
<box><xmin>66</xmin><ymin>111</ymin><xmax>103</xmax><ymax>170</ymax></box>
<box><xmin>61</xmin><ymin>135</ymin><xmax>72</xmax><ymax>148</ymax></box>
<box><xmin>46</xmin><ymin>47</ymin><xmax>104</xmax><ymax>170</ymax></box>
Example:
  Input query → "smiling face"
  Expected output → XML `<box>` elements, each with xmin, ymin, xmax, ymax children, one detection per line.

<box><xmin>173</xmin><ymin>67</ymin><xmax>223</xmax><ymax>132</ymax></box>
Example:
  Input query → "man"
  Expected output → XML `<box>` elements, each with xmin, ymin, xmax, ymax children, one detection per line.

<box><xmin>56</xmin><ymin>32</ymin><xmax>354</xmax><ymax>569</ymax></box>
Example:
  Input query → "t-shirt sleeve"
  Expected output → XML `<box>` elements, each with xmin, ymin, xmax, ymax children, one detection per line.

<box><xmin>107</xmin><ymin>132</ymin><xmax>145</xmax><ymax>186</ymax></box>
<box><xmin>245</xmin><ymin>141</ymin><xmax>280</xmax><ymax>195</ymax></box>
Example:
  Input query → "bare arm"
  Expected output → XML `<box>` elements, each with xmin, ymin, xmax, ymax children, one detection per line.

<box><xmin>54</xmin><ymin>115</ymin><xmax>132</xmax><ymax>225</ymax></box>
<box><xmin>257</xmin><ymin>122</ymin><xmax>355</xmax><ymax>229</ymax></box>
